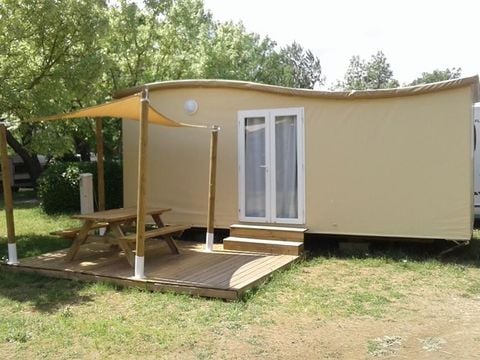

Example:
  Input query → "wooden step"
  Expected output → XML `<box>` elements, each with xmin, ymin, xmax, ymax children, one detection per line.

<box><xmin>223</xmin><ymin>236</ymin><xmax>303</xmax><ymax>256</ymax></box>
<box><xmin>230</xmin><ymin>224</ymin><xmax>307</xmax><ymax>242</ymax></box>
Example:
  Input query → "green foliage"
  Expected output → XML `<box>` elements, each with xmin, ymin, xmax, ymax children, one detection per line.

<box><xmin>0</xmin><ymin>0</ymin><xmax>110</xmax><ymax>150</ymax></box>
<box><xmin>1</xmin><ymin>0</ymin><xmax>325</xmax><ymax>172</ymax></box>
<box><xmin>409</xmin><ymin>67</ymin><xmax>462</xmax><ymax>85</ymax></box>
<box><xmin>202</xmin><ymin>21</ymin><xmax>277</xmax><ymax>82</ymax></box>
<box><xmin>106</xmin><ymin>0</ymin><xmax>325</xmax><ymax>89</ymax></box>
<box><xmin>155</xmin><ymin>0</ymin><xmax>213</xmax><ymax>81</ymax></box>
<box><xmin>337</xmin><ymin>51</ymin><xmax>399</xmax><ymax>90</ymax></box>
<box><xmin>106</xmin><ymin>0</ymin><xmax>170</xmax><ymax>90</ymax></box>
<box><xmin>0</xmin><ymin>0</ymin><xmax>109</xmax><ymax>119</ymax></box>
<box><xmin>37</xmin><ymin>161</ymin><xmax>123</xmax><ymax>214</ymax></box>
<box><xmin>278</xmin><ymin>42</ymin><xmax>325</xmax><ymax>89</ymax></box>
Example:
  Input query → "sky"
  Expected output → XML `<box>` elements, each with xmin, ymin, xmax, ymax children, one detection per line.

<box><xmin>203</xmin><ymin>0</ymin><xmax>480</xmax><ymax>88</ymax></box>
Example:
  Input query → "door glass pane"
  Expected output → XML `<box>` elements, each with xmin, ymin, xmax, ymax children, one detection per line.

<box><xmin>245</xmin><ymin>117</ymin><xmax>266</xmax><ymax>217</ymax></box>
<box><xmin>275</xmin><ymin>115</ymin><xmax>298</xmax><ymax>219</ymax></box>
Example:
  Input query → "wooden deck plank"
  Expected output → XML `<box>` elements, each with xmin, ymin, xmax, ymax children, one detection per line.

<box><xmin>147</xmin><ymin>251</ymin><xmax>223</xmax><ymax>279</ymax></box>
<box><xmin>181</xmin><ymin>253</ymin><xmax>261</xmax><ymax>286</ymax></box>
<box><xmin>20</xmin><ymin>247</ymin><xmax>121</xmax><ymax>272</ymax></box>
<box><xmin>183</xmin><ymin>256</ymin><xmax>258</xmax><ymax>283</ymax></box>
<box><xmin>146</xmin><ymin>250</ymin><xmax>198</xmax><ymax>273</ymax></box>
<box><xmin>234</xmin><ymin>257</ymin><xmax>298</xmax><ymax>298</ymax></box>
<box><xmin>92</xmin><ymin>246</ymin><xmax>180</xmax><ymax>278</ymax></box>
<box><xmin>1</xmin><ymin>241</ymin><xmax>298</xmax><ymax>300</ymax></box>
<box><xmin>146</xmin><ymin>258</ymin><xmax>239</xmax><ymax>290</ymax></box>
<box><xmin>196</xmin><ymin>253</ymin><xmax>278</xmax><ymax>286</ymax></box>
<box><xmin>5</xmin><ymin>264</ymin><xmax>239</xmax><ymax>300</ymax></box>
<box><xmin>168</xmin><ymin>255</ymin><xmax>235</xmax><ymax>282</ymax></box>
<box><xmin>223</xmin><ymin>255</ymin><xmax>295</xmax><ymax>290</ymax></box>
<box><xmin>219</xmin><ymin>255</ymin><xmax>286</xmax><ymax>289</ymax></box>
<box><xmin>151</xmin><ymin>250</ymin><xmax>254</xmax><ymax>281</ymax></box>
<box><xmin>230</xmin><ymin>255</ymin><xmax>297</xmax><ymax>290</ymax></box>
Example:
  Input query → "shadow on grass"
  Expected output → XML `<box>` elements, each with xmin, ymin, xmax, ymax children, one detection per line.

<box><xmin>0</xmin><ymin>268</ymin><xmax>95</xmax><ymax>313</ymax></box>
<box><xmin>305</xmin><ymin>234</ymin><xmax>480</xmax><ymax>268</ymax></box>
<box><xmin>0</xmin><ymin>234</ymin><xmax>98</xmax><ymax>313</ymax></box>
<box><xmin>0</xmin><ymin>234</ymin><xmax>71</xmax><ymax>260</ymax></box>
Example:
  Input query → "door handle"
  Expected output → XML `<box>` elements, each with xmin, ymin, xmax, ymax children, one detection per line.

<box><xmin>259</xmin><ymin>165</ymin><xmax>267</xmax><ymax>168</ymax></box>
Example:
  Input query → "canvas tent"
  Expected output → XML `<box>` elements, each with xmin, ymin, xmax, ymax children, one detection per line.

<box><xmin>1</xmin><ymin>91</ymin><xmax>217</xmax><ymax>278</ymax></box>
<box><xmin>117</xmin><ymin>76</ymin><xmax>479</xmax><ymax>242</ymax></box>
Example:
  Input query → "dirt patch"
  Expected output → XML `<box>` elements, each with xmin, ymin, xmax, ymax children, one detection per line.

<box><xmin>189</xmin><ymin>293</ymin><xmax>480</xmax><ymax>359</ymax></box>
<box><xmin>174</xmin><ymin>260</ymin><xmax>480</xmax><ymax>360</ymax></box>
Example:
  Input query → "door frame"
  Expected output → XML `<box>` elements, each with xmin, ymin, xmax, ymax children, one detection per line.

<box><xmin>237</xmin><ymin>107</ymin><xmax>305</xmax><ymax>224</ymax></box>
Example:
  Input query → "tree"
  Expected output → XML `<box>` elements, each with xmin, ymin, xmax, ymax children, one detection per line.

<box><xmin>155</xmin><ymin>0</ymin><xmax>213</xmax><ymax>80</ymax></box>
<box><xmin>202</xmin><ymin>24</ymin><xmax>325</xmax><ymax>88</ymax></box>
<box><xmin>409</xmin><ymin>68</ymin><xmax>462</xmax><ymax>86</ymax></box>
<box><xmin>278</xmin><ymin>42</ymin><xmax>324</xmax><ymax>89</ymax></box>
<box><xmin>337</xmin><ymin>51</ymin><xmax>399</xmax><ymax>90</ymax></box>
<box><xmin>203</xmin><ymin>21</ymin><xmax>279</xmax><ymax>82</ymax></box>
<box><xmin>106</xmin><ymin>0</ymin><xmax>326</xmax><ymax>89</ymax></box>
<box><xmin>0</xmin><ymin>0</ymin><xmax>109</xmax><ymax>184</ymax></box>
<box><xmin>1</xmin><ymin>0</ymin><xmax>326</xmax><ymax>184</ymax></box>
<box><xmin>106</xmin><ymin>0</ymin><xmax>175</xmax><ymax>90</ymax></box>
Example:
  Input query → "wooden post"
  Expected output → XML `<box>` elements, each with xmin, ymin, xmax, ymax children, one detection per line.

<box><xmin>0</xmin><ymin>123</ymin><xmax>17</xmax><ymax>264</ymax></box>
<box><xmin>134</xmin><ymin>89</ymin><xmax>149</xmax><ymax>279</ymax></box>
<box><xmin>95</xmin><ymin>118</ymin><xmax>105</xmax><ymax>211</ymax></box>
<box><xmin>205</xmin><ymin>126</ymin><xmax>219</xmax><ymax>252</ymax></box>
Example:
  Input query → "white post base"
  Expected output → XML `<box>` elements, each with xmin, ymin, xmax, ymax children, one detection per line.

<box><xmin>205</xmin><ymin>232</ymin><xmax>214</xmax><ymax>252</ymax></box>
<box><xmin>134</xmin><ymin>255</ymin><xmax>145</xmax><ymax>279</ymax></box>
<box><xmin>7</xmin><ymin>243</ymin><xmax>19</xmax><ymax>265</ymax></box>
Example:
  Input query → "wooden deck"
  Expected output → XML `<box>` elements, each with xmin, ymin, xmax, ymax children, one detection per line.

<box><xmin>1</xmin><ymin>241</ymin><xmax>298</xmax><ymax>300</ymax></box>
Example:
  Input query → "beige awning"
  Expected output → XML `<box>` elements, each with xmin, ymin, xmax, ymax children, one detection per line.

<box><xmin>32</xmin><ymin>93</ymin><xmax>204</xmax><ymax>128</ymax></box>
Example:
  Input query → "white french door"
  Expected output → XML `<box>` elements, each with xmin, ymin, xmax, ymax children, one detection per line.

<box><xmin>238</xmin><ymin>108</ymin><xmax>305</xmax><ymax>224</ymax></box>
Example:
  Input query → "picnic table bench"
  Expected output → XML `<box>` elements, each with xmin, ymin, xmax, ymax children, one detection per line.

<box><xmin>52</xmin><ymin>207</ymin><xmax>190</xmax><ymax>267</ymax></box>
<box><xmin>50</xmin><ymin>222</ymin><xmax>110</xmax><ymax>239</ymax></box>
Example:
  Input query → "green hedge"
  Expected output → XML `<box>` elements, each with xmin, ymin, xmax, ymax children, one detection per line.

<box><xmin>37</xmin><ymin>161</ymin><xmax>123</xmax><ymax>214</ymax></box>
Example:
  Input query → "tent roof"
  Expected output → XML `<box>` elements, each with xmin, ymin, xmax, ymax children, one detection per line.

<box><xmin>114</xmin><ymin>76</ymin><xmax>480</xmax><ymax>101</ymax></box>
<box><xmin>33</xmin><ymin>93</ymin><xmax>202</xmax><ymax>127</ymax></box>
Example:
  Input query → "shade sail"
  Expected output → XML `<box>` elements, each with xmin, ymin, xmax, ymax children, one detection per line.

<box><xmin>33</xmin><ymin>93</ymin><xmax>204</xmax><ymax>128</ymax></box>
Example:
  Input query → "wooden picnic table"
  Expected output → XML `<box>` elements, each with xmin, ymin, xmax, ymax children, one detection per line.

<box><xmin>63</xmin><ymin>207</ymin><xmax>189</xmax><ymax>267</ymax></box>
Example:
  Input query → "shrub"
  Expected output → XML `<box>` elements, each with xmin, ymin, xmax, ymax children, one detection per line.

<box><xmin>37</xmin><ymin>161</ymin><xmax>123</xmax><ymax>214</ymax></box>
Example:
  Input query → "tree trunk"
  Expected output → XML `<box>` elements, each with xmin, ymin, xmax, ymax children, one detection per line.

<box><xmin>5</xmin><ymin>129</ymin><xmax>42</xmax><ymax>187</ymax></box>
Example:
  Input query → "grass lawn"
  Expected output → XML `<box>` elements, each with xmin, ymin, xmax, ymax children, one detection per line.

<box><xmin>0</xmin><ymin>192</ymin><xmax>479</xmax><ymax>359</ymax></box>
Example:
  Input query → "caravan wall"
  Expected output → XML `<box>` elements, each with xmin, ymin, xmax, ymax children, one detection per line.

<box><xmin>122</xmin><ymin>79</ymin><xmax>477</xmax><ymax>241</ymax></box>
<box><xmin>475</xmin><ymin>103</ymin><xmax>480</xmax><ymax>217</ymax></box>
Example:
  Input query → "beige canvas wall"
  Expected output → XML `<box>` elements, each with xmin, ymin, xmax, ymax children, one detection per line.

<box><xmin>123</xmin><ymin>82</ymin><xmax>475</xmax><ymax>240</ymax></box>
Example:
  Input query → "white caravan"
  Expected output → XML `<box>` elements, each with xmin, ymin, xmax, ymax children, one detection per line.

<box><xmin>474</xmin><ymin>103</ymin><xmax>480</xmax><ymax>216</ymax></box>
